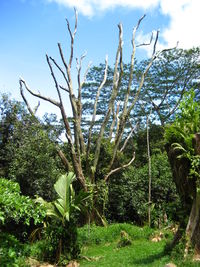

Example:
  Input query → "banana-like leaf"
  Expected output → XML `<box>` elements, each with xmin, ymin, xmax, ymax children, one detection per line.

<box><xmin>54</xmin><ymin>172</ymin><xmax>75</xmax><ymax>216</ymax></box>
<box><xmin>54</xmin><ymin>201</ymin><xmax>65</xmax><ymax>218</ymax></box>
<box><xmin>65</xmin><ymin>211</ymin><xmax>69</xmax><ymax>221</ymax></box>
<box><xmin>36</xmin><ymin>172</ymin><xmax>89</xmax><ymax>225</ymax></box>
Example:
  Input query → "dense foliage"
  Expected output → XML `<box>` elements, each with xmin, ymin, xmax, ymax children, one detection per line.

<box><xmin>0</xmin><ymin>178</ymin><xmax>46</xmax><ymax>226</ymax></box>
<box><xmin>165</xmin><ymin>89</ymin><xmax>200</xmax><ymax>190</ymax></box>
<box><xmin>165</xmin><ymin>89</ymin><xmax>200</xmax><ymax>256</ymax></box>
<box><xmin>0</xmin><ymin>94</ymin><xmax>63</xmax><ymax>200</ymax></box>
<box><xmin>0</xmin><ymin>178</ymin><xmax>46</xmax><ymax>243</ymax></box>
<box><xmin>107</xmin><ymin>152</ymin><xmax>179</xmax><ymax>225</ymax></box>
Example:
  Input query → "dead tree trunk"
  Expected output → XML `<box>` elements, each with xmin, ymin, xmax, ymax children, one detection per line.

<box><xmin>19</xmin><ymin>10</ymin><xmax>163</xmax><ymax>223</ymax></box>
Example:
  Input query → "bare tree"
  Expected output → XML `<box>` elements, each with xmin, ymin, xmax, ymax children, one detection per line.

<box><xmin>19</xmin><ymin>10</ymin><xmax>160</xmax><ymax>198</ymax></box>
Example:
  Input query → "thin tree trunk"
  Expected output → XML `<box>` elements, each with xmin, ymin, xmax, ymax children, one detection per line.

<box><xmin>147</xmin><ymin>112</ymin><xmax>152</xmax><ymax>227</ymax></box>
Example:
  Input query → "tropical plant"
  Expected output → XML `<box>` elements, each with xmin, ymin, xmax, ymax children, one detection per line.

<box><xmin>165</xmin><ymin>89</ymin><xmax>200</xmax><ymax>257</ymax></box>
<box><xmin>36</xmin><ymin>172</ymin><xmax>90</xmax><ymax>225</ymax></box>
<box><xmin>36</xmin><ymin>172</ymin><xmax>91</xmax><ymax>263</ymax></box>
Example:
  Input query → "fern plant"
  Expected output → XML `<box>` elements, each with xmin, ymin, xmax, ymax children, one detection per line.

<box><xmin>165</xmin><ymin>89</ymin><xmax>200</xmax><ymax>191</ymax></box>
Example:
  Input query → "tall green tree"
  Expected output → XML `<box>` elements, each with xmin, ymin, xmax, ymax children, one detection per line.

<box><xmin>0</xmin><ymin>94</ymin><xmax>63</xmax><ymax>200</ymax></box>
<box><xmin>0</xmin><ymin>94</ymin><xmax>27</xmax><ymax>177</ymax></box>
<box><xmin>82</xmin><ymin>47</ymin><xmax>200</xmax><ymax>129</ymax></box>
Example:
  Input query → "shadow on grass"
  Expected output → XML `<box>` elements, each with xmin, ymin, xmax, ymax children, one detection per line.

<box><xmin>131</xmin><ymin>250</ymin><xmax>168</xmax><ymax>266</ymax></box>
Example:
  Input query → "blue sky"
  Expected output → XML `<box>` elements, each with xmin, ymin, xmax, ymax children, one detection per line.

<box><xmin>0</xmin><ymin>0</ymin><xmax>199</xmax><ymax>116</ymax></box>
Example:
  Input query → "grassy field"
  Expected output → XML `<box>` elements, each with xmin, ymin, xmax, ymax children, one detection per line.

<box><xmin>77</xmin><ymin>223</ymin><xmax>199</xmax><ymax>267</ymax></box>
<box><xmin>1</xmin><ymin>223</ymin><xmax>200</xmax><ymax>266</ymax></box>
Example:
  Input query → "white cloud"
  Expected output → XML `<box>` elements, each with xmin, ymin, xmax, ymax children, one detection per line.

<box><xmin>47</xmin><ymin>0</ymin><xmax>159</xmax><ymax>17</ymax></box>
<box><xmin>47</xmin><ymin>0</ymin><xmax>200</xmax><ymax>50</ymax></box>
<box><xmin>137</xmin><ymin>0</ymin><xmax>200</xmax><ymax>52</ymax></box>
<box><xmin>160</xmin><ymin>0</ymin><xmax>200</xmax><ymax>49</ymax></box>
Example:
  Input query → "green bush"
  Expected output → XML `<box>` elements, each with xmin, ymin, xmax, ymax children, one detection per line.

<box><xmin>0</xmin><ymin>232</ymin><xmax>28</xmax><ymax>267</ymax></box>
<box><xmin>0</xmin><ymin>178</ymin><xmax>46</xmax><ymax>226</ymax></box>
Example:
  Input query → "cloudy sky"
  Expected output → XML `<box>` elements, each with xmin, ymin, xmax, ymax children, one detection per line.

<box><xmin>0</xmin><ymin>0</ymin><xmax>199</xmax><ymax>116</ymax></box>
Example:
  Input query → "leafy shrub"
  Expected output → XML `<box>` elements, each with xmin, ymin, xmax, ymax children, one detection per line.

<box><xmin>0</xmin><ymin>178</ymin><xmax>46</xmax><ymax>240</ymax></box>
<box><xmin>0</xmin><ymin>232</ymin><xmax>28</xmax><ymax>267</ymax></box>
<box><xmin>0</xmin><ymin>178</ymin><xmax>46</xmax><ymax>226</ymax></box>
<box><xmin>117</xmin><ymin>230</ymin><xmax>132</xmax><ymax>248</ymax></box>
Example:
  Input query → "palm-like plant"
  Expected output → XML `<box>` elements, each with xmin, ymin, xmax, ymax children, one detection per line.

<box><xmin>35</xmin><ymin>172</ymin><xmax>91</xmax><ymax>262</ymax></box>
<box><xmin>37</xmin><ymin>172</ymin><xmax>90</xmax><ymax>225</ymax></box>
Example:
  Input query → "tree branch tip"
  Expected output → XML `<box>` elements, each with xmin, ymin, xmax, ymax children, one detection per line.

<box><xmin>74</xmin><ymin>7</ymin><xmax>78</xmax><ymax>15</ymax></box>
<box><xmin>65</xmin><ymin>18</ymin><xmax>70</xmax><ymax>24</ymax></box>
<box><xmin>19</xmin><ymin>77</ymin><xmax>25</xmax><ymax>84</ymax></box>
<box><xmin>81</xmin><ymin>51</ymin><xmax>87</xmax><ymax>58</ymax></box>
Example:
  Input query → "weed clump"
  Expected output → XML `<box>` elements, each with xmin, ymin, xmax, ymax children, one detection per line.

<box><xmin>117</xmin><ymin>230</ymin><xmax>132</xmax><ymax>248</ymax></box>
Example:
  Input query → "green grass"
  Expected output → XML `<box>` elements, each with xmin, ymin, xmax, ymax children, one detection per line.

<box><xmin>77</xmin><ymin>223</ymin><xmax>199</xmax><ymax>267</ymax></box>
<box><xmin>1</xmin><ymin>223</ymin><xmax>200</xmax><ymax>266</ymax></box>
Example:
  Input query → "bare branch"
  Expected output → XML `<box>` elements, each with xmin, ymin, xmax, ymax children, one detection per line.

<box><xmin>104</xmin><ymin>152</ymin><xmax>135</xmax><ymax>182</ymax></box>
<box><xmin>19</xmin><ymin>78</ymin><xmax>60</xmax><ymax>107</ymax></box>
<box><xmin>135</xmin><ymin>14</ymin><xmax>146</xmax><ymax>32</ymax></box>
<box><xmin>49</xmin><ymin>56</ymin><xmax>70</xmax><ymax>89</ymax></box>
<box><xmin>46</xmin><ymin>54</ymin><xmax>63</xmax><ymax>104</ymax></box>
<box><xmin>132</xmin><ymin>14</ymin><xmax>146</xmax><ymax>46</ymax></box>
<box><xmin>33</xmin><ymin>101</ymin><xmax>40</xmax><ymax>114</ymax></box>
<box><xmin>20</xmin><ymin>83</ymin><xmax>34</xmax><ymax>116</ymax></box>
<box><xmin>76</xmin><ymin>52</ymin><xmax>92</xmax><ymax>102</ymax></box>
<box><xmin>92</xmin><ymin>23</ymin><xmax>123</xmax><ymax>173</ymax></box>
<box><xmin>136</xmin><ymin>32</ymin><xmax>153</xmax><ymax>48</ymax></box>
<box><xmin>120</xmin><ymin>123</ymin><xmax>138</xmax><ymax>152</ymax></box>
<box><xmin>58</xmin><ymin>43</ymin><xmax>68</xmax><ymax>74</ymax></box>
<box><xmin>46</xmin><ymin>54</ymin><xmax>75</xmax><ymax>147</ymax></box>
<box><xmin>56</xmin><ymin>147</ymin><xmax>72</xmax><ymax>172</ymax></box>
<box><xmin>109</xmin><ymin>101</ymin><xmax>120</xmax><ymax>140</ymax></box>
<box><xmin>127</xmin><ymin>30</ymin><xmax>160</xmax><ymax>116</ymax></box>
<box><xmin>66</xmin><ymin>8</ymin><xmax>78</xmax><ymax>68</ymax></box>
<box><xmin>152</xmin><ymin>30</ymin><xmax>159</xmax><ymax>56</ymax></box>
<box><xmin>86</xmin><ymin>56</ymin><xmax>108</xmax><ymax>161</ymax></box>
<box><xmin>109</xmin><ymin>15</ymin><xmax>146</xmax><ymax>169</ymax></box>
<box><xmin>59</xmin><ymin>85</ymin><xmax>69</xmax><ymax>92</ymax></box>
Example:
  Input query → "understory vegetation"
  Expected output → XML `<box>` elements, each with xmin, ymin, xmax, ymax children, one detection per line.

<box><xmin>1</xmin><ymin>90</ymin><xmax>200</xmax><ymax>266</ymax></box>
